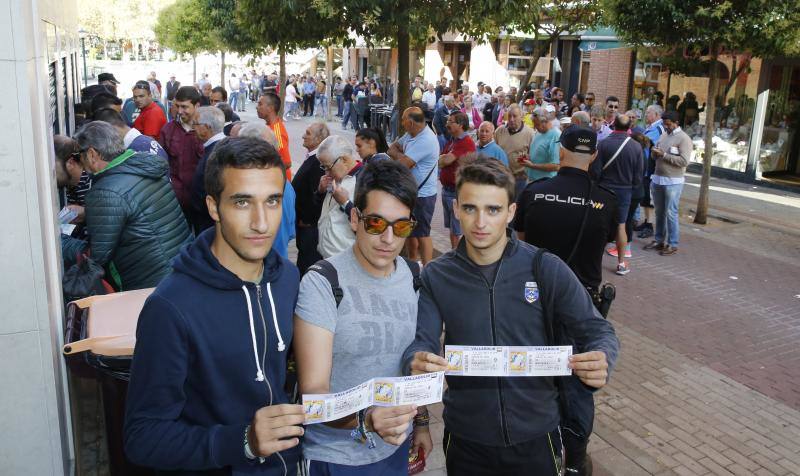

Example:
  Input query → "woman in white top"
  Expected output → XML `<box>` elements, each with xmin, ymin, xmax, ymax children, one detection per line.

<box><xmin>283</xmin><ymin>78</ymin><xmax>300</xmax><ymax>120</ymax></box>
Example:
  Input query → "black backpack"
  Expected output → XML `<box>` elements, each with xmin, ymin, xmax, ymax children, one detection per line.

<box><xmin>308</xmin><ymin>257</ymin><xmax>422</xmax><ymax>307</ymax></box>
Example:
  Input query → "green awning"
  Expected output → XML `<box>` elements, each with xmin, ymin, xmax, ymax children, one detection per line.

<box><xmin>579</xmin><ymin>40</ymin><xmax>623</xmax><ymax>51</ymax></box>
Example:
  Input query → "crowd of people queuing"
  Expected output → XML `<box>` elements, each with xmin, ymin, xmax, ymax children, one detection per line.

<box><xmin>54</xmin><ymin>63</ymin><xmax>701</xmax><ymax>476</ymax></box>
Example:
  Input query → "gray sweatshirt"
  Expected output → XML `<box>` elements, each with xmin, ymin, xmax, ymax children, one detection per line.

<box><xmin>654</xmin><ymin>127</ymin><xmax>693</xmax><ymax>179</ymax></box>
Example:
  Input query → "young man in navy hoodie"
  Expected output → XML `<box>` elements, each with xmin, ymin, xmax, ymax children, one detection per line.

<box><xmin>125</xmin><ymin>137</ymin><xmax>305</xmax><ymax>475</ymax></box>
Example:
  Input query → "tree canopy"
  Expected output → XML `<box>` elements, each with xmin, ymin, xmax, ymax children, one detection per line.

<box><xmin>605</xmin><ymin>0</ymin><xmax>800</xmax><ymax>224</ymax></box>
<box><xmin>154</xmin><ymin>0</ymin><xmax>220</xmax><ymax>57</ymax></box>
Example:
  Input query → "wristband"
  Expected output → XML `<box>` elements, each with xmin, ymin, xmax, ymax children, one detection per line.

<box><xmin>244</xmin><ymin>425</ymin><xmax>266</xmax><ymax>463</ymax></box>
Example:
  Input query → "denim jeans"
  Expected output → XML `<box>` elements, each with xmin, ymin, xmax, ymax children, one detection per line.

<box><xmin>336</xmin><ymin>95</ymin><xmax>343</xmax><ymax>116</ymax></box>
<box><xmin>229</xmin><ymin>91</ymin><xmax>238</xmax><ymax>111</ymax></box>
<box><xmin>315</xmin><ymin>94</ymin><xmax>328</xmax><ymax>118</ymax></box>
<box><xmin>342</xmin><ymin>101</ymin><xmax>357</xmax><ymax>129</ymax></box>
<box><xmin>651</xmin><ymin>182</ymin><xmax>683</xmax><ymax>247</ymax></box>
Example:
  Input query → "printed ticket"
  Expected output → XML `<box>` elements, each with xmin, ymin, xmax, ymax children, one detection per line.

<box><xmin>445</xmin><ymin>345</ymin><xmax>572</xmax><ymax>377</ymax></box>
<box><xmin>303</xmin><ymin>371</ymin><xmax>445</xmax><ymax>424</ymax></box>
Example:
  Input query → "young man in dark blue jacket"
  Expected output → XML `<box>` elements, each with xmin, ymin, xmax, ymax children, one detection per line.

<box><xmin>402</xmin><ymin>158</ymin><xmax>619</xmax><ymax>475</ymax></box>
<box><xmin>124</xmin><ymin>137</ymin><xmax>305</xmax><ymax>475</ymax></box>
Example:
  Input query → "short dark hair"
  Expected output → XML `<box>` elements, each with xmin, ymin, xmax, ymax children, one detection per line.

<box><xmin>613</xmin><ymin>114</ymin><xmax>631</xmax><ymax>131</ymax></box>
<box><xmin>606</xmin><ymin>95</ymin><xmax>619</xmax><ymax>104</ymax></box>
<box><xmin>54</xmin><ymin>135</ymin><xmax>79</xmax><ymax>164</ymax></box>
<box><xmin>205</xmin><ymin>137</ymin><xmax>286</xmax><ymax>202</ymax></box>
<box><xmin>211</xmin><ymin>86</ymin><xmax>228</xmax><ymax>101</ymax></box>
<box><xmin>90</xmin><ymin>92</ymin><xmax>122</xmax><ymax>115</ymax></box>
<box><xmin>133</xmin><ymin>81</ymin><xmax>151</xmax><ymax>94</ymax></box>
<box><xmin>354</xmin><ymin>160</ymin><xmax>417</xmax><ymax>213</ymax></box>
<box><xmin>661</xmin><ymin>110</ymin><xmax>680</xmax><ymax>122</ymax></box>
<box><xmin>92</xmin><ymin>107</ymin><xmax>127</xmax><ymax>127</ymax></box>
<box><xmin>175</xmin><ymin>85</ymin><xmax>201</xmax><ymax>104</ymax></box>
<box><xmin>262</xmin><ymin>92</ymin><xmax>281</xmax><ymax>114</ymax></box>
<box><xmin>575</xmin><ymin>93</ymin><xmax>585</xmax><ymax>102</ymax></box>
<box><xmin>356</xmin><ymin>127</ymin><xmax>389</xmax><ymax>153</ymax></box>
<box><xmin>456</xmin><ymin>158</ymin><xmax>515</xmax><ymax>205</ymax></box>
<box><xmin>449</xmin><ymin>112</ymin><xmax>469</xmax><ymax>131</ymax></box>
<box><xmin>216</xmin><ymin>102</ymin><xmax>234</xmax><ymax>122</ymax></box>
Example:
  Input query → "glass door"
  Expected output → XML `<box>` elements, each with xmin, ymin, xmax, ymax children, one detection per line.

<box><xmin>758</xmin><ymin>64</ymin><xmax>800</xmax><ymax>179</ymax></box>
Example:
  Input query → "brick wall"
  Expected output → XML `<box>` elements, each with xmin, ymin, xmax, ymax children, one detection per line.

<box><xmin>586</xmin><ymin>47</ymin><xmax>635</xmax><ymax>110</ymax></box>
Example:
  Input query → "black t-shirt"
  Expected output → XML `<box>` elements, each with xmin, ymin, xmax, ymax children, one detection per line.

<box><xmin>513</xmin><ymin>167</ymin><xmax>617</xmax><ymax>289</ymax></box>
<box><xmin>343</xmin><ymin>83</ymin><xmax>354</xmax><ymax>102</ymax></box>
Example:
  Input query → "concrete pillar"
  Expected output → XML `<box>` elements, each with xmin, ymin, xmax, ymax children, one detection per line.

<box><xmin>0</xmin><ymin>0</ymin><xmax>76</xmax><ymax>473</ymax></box>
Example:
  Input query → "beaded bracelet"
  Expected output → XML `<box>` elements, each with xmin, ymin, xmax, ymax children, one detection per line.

<box><xmin>350</xmin><ymin>409</ymin><xmax>377</xmax><ymax>449</ymax></box>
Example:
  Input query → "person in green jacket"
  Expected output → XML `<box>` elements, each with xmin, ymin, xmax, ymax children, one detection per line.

<box><xmin>74</xmin><ymin>121</ymin><xmax>192</xmax><ymax>290</ymax></box>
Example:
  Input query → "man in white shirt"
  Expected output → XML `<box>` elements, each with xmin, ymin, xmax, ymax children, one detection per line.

<box><xmin>422</xmin><ymin>84</ymin><xmax>437</xmax><ymax>112</ymax></box>
<box><xmin>316</xmin><ymin>135</ymin><xmax>364</xmax><ymax>258</ymax></box>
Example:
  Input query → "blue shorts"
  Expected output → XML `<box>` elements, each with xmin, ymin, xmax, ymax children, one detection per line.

<box><xmin>410</xmin><ymin>194</ymin><xmax>436</xmax><ymax>238</ymax></box>
<box><xmin>441</xmin><ymin>187</ymin><xmax>461</xmax><ymax>236</ymax></box>
<box><xmin>608</xmin><ymin>186</ymin><xmax>633</xmax><ymax>224</ymax></box>
<box><xmin>308</xmin><ymin>438</ymin><xmax>410</xmax><ymax>476</ymax></box>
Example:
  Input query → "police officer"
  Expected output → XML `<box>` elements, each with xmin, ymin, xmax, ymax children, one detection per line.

<box><xmin>515</xmin><ymin>125</ymin><xmax>617</xmax><ymax>302</ymax></box>
<box><xmin>513</xmin><ymin>125</ymin><xmax>618</xmax><ymax>476</ymax></box>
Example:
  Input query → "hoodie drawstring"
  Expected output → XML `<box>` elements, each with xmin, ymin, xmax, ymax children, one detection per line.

<box><xmin>241</xmin><ymin>285</ymin><xmax>265</xmax><ymax>382</ymax></box>
<box><xmin>241</xmin><ymin>283</ymin><xmax>287</xmax><ymax>382</ymax></box>
<box><xmin>266</xmin><ymin>282</ymin><xmax>286</xmax><ymax>352</ymax></box>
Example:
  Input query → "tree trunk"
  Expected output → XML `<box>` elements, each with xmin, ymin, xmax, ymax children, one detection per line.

<box><xmin>694</xmin><ymin>54</ymin><xmax>720</xmax><ymax>225</ymax></box>
<box><xmin>220</xmin><ymin>51</ymin><xmax>226</xmax><ymax>88</ymax></box>
<box><xmin>516</xmin><ymin>39</ymin><xmax>553</xmax><ymax>103</ymax></box>
<box><xmin>326</xmin><ymin>46</ymin><xmax>334</xmax><ymax>121</ymax></box>
<box><xmin>279</xmin><ymin>48</ymin><xmax>286</xmax><ymax>117</ymax></box>
<box><xmin>397</xmin><ymin>27</ymin><xmax>410</xmax><ymax>135</ymax></box>
<box><xmin>193</xmin><ymin>54</ymin><xmax>197</xmax><ymax>84</ymax></box>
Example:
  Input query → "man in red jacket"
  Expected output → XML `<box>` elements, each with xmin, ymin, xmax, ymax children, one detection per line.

<box><xmin>438</xmin><ymin>111</ymin><xmax>476</xmax><ymax>248</ymax></box>
<box><xmin>132</xmin><ymin>80</ymin><xmax>167</xmax><ymax>142</ymax></box>
<box><xmin>159</xmin><ymin>86</ymin><xmax>204</xmax><ymax>215</ymax></box>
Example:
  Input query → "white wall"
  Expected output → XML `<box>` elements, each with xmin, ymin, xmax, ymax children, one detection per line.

<box><xmin>0</xmin><ymin>0</ymin><xmax>77</xmax><ymax>474</ymax></box>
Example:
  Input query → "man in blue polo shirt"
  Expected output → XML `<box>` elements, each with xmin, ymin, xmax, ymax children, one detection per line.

<box><xmin>388</xmin><ymin>106</ymin><xmax>439</xmax><ymax>266</ymax></box>
<box><xmin>524</xmin><ymin>107</ymin><xmax>560</xmax><ymax>181</ymax></box>
<box><xmin>475</xmin><ymin>121</ymin><xmax>509</xmax><ymax>167</ymax></box>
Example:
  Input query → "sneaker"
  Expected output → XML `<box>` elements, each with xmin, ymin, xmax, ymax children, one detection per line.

<box><xmin>615</xmin><ymin>262</ymin><xmax>631</xmax><ymax>275</ymax></box>
<box><xmin>637</xmin><ymin>226</ymin><xmax>654</xmax><ymax>239</ymax></box>
<box><xmin>606</xmin><ymin>245</ymin><xmax>632</xmax><ymax>258</ymax></box>
<box><xmin>633</xmin><ymin>221</ymin><xmax>649</xmax><ymax>232</ymax></box>
<box><xmin>643</xmin><ymin>241</ymin><xmax>665</xmax><ymax>251</ymax></box>
<box><xmin>659</xmin><ymin>245</ymin><xmax>678</xmax><ymax>256</ymax></box>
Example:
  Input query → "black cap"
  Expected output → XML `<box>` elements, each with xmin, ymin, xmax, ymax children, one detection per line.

<box><xmin>559</xmin><ymin>125</ymin><xmax>597</xmax><ymax>154</ymax></box>
<box><xmin>97</xmin><ymin>73</ymin><xmax>120</xmax><ymax>84</ymax></box>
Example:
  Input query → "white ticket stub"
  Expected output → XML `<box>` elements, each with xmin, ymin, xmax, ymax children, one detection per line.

<box><xmin>303</xmin><ymin>371</ymin><xmax>445</xmax><ymax>424</ymax></box>
<box><xmin>445</xmin><ymin>345</ymin><xmax>572</xmax><ymax>377</ymax></box>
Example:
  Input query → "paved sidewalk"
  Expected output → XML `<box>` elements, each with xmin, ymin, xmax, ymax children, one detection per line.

<box><xmin>278</xmin><ymin>114</ymin><xmax>800</xmax><ymax>475</ymax></box>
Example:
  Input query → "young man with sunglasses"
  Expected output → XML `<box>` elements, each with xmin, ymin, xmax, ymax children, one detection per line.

<box><xmin>403</xmin><ymin>159</ymin><xmax>619</xmax><ymax>475</ymax></box>
<box><xmin>294</xmin><ymin>160</ymin><xmax>431</xmax><ymax>475</ymax></box>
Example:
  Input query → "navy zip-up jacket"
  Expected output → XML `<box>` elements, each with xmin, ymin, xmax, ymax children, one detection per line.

<box><xmin>124</xmin><ymin>228</ymin><xmax>301</xmax><ymax>475</ymax></box>
<box><xmin>402</xmin><ymin>232</ymin><xmax>619</xmax><ymax>447</ymax></box>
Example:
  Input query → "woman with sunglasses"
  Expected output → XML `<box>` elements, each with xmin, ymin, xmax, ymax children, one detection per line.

<box><xmin>295</xmin><ymin>160</ymin><xmax>432</xmax><ymax>476</ymax></box>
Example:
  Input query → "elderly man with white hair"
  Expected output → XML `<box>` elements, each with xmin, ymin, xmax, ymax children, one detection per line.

<box><xmin>316</xmin><ymin>135</ymin><xmax>364</xmax><ymax>258</ymax></box>
<box><xmin>190</xmin><ymin>106</ymin><xmax>226</xmax><ymax>232</ymax></box>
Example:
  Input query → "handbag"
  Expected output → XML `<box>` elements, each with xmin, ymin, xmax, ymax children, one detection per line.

<box><xmin>62</xmin><ymin>253</ymin><xmax>112</xmax><ymax>302</ymax></box>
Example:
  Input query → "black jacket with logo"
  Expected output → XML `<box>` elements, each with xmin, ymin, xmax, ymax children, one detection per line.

<box><xmin>402</xmin><ymin>233</ymin><xmax>619</xmax><ymax>447</ymax></box>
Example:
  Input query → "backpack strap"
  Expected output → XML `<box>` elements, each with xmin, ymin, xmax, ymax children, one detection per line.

<box><xmin>532</xmin><ymin>248</ymin><xmax>569</xmax><ymax>421</ymax></box>
<box><xmin>307</xmin><ymin>259</ymin><xmax>344</xmax><ymax>308</ymax></box>
<box><xmin>401</xmin><ymin>257</ymin><xmax>422</xmax><ymax>292</ymax></box>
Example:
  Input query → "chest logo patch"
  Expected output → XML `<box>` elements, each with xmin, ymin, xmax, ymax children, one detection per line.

<box><xmin>524</xmin><ymin>281</ymin><xmax>539</xmax><ymax>303</ymax></box>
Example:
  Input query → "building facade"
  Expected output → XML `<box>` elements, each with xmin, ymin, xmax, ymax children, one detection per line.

<box><xmin>1</xmin><ymin>0</ymin><xmax>81</xmax><ymax>473</ymax></box>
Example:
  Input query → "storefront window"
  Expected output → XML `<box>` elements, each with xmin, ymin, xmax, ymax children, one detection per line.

<box><xmin>758</xmin><ymin>64</ymin><xmax>800</xmax><ymax>176</ymax></box>
<box><xmin>630</xmin><ymin>61</ymin><xmax>664</xmax><ymax>119</ymax></box>
<box><xmin>667</xmin><ymin>56</ymin><xmax>762</xmax><ymax>173</ymax></box>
